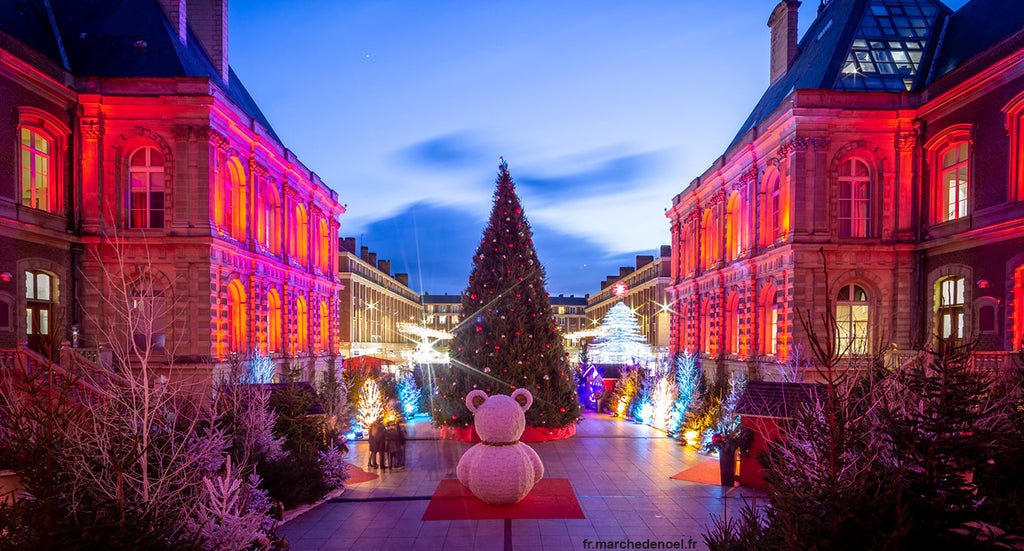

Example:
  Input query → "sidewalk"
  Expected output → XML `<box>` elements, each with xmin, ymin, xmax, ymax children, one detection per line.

<box><xmin>278</xmin><ymin>412</ymin><xmax>762</xmax><ymax>550</ymax></box>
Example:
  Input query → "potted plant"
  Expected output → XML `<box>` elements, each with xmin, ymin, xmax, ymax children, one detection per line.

<box><xmin>712</xmin><ymin>425</ymin><xmax>753</xmax><ymax>487</ymax></box>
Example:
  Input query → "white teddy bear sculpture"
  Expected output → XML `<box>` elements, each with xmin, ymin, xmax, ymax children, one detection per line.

<box><xmin>456</xmin><ymin>389</ymin><xmax>545</xmax><ymax>506</ymax></box>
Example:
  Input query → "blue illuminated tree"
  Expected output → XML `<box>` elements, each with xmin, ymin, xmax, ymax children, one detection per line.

<box><xmin>589</xmin><ymin>302</ymin><xmax>653</xmax><ymax>366</ymax></box>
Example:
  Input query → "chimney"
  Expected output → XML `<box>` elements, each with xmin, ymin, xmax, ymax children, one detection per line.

<box><xmin>340</xmin><ymin>237</ymin><xmax>356</xmax><ymax>253</ymax></box>
<box><xmin>360</xmin><ymin>246</ymin><xmax>369</xmax><ymax>262</ymax></box>
<box><xmin>157</xmin><ymin>0</ymin><xmax>187</xmax><ymax>44</ymax></box>
<box><xmin>188</xmin><ymin>0</ymin><xmax>230</xmax><ymax>83</ymax></box>
<box><xmin>377</xmin><ymin>260</ymin><xmax>391</xmax><ymax>276</ymax></box>
<box><xmin>619</xmin><ymin>267</ymin><xmax>634</xmax><ymax>278</ymax></box>
<box><xmin>395</xmin><ymin>273</ymin><xmax>409</xmax><ymax>287</ymax></box>
<box><xmin>368</xmin><ymin>252</ymin><xmax>377</xmax><ymax>266</ymax></box>
<box><xmin>660</xmin><ymin>245</ymin><xmax>671</xmax><ymax>258</ymax></box>
<box><xmin>635</xmin><ymin>255</ymin><xmax>654</xmax><ymax>269</ymax></box>
<box><xmin>768</xmin><ymin>0</ymin><xmax>801</xmax><ymax>84</ymax></box>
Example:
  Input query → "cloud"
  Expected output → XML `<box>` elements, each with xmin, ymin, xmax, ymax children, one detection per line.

<box><xmin>514</xmin><ymin>151</ymin><xmax>665</xmax><ymax>202</ymax></box>
<box><xmin>344</xmin><ymin>200</ymin><xmax>663</xmax><ymax>297</ymax></box>
<box><xmin>395</xmin><ymin>132</ymin><xmax>489</xmax><ymax>170</ymax></box>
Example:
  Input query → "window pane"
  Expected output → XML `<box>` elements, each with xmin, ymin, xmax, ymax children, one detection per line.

<box><xmin>40</xmin><ymin>310</ymin><xmax>48</xmax><ymax>335</ymax></box>
<box><xmin>150</xmin><ymin>149</ymin><xmax>164</xmax><ymax>166</ymax></box>
<box><xmin>37</xmin><ymin>274</ymin><xmax>50</xmax><ymax>300</ymax></box>
<box><xmin>26</xmin><ymin>309</ymin><xmax>32</xmax><ymax>335</ymax></box>
<box><xmin>26</xmin><ymin>272</ymin><xmax>35</xmax><ymax>299</ymax></box>
<box><xmin>130</xmin><ymin>149</ymin><xmax>147</xmax><ymax>166</ymax></box>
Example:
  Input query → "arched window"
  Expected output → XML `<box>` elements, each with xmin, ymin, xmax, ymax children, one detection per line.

<box><xmin>267</xmin><ymin>289</ymin><xmax>282</xmax><ymax>353</ymax></box>
<box><xmin>761</xmin><ymin>287</ymin><xmax>780</xmax><ymax>356</ymax></box>
<box><xmin>935</xmin><ymin>276</ymin><xmax>965</xmax><ymax>343</ymax></box>
<box><xmin>726</xmin><ymin>192</ymin><xmax>744</xmax><ymax>261</ymax></box>
<box><xmin>771</xmin><ymin>176</ymin><xmax>782</xmax><ymax>242</ymax></box>
<box><xmin>294</xmin><ymin>205</ymin><xmax>309</xmax><ymax>267</ymax></box>
<box><xmin>227</xmin><ymin>160</ymin><xmax>247</xmax><ymax>240</ymax></box>
<box><xmin>836</xmin><ymin>283</ymin><xmax>870</xmax><ymax>356</ymax></box>
<box><xmin>701</xmin><ymin>210</ymin><xmax>716</xmax><ymax>271</ymax></box>
<box><xmin>939</xmin><ymin>143</ymin><xmax>969</xmax><ymax>222</ymax></box>
<box><xmin>1014</xmin><ymin>266</ymin><xmax>1024</xmax><ymax>350</ymax></box>
<box><xmin>296</xmin><ymin>295</ymin><xmax>308</xmax><ymax>354</ymax></box>
<box><xmin>726</xmin><ymin>292</ymin><xmax>740</xmax><ymax>355</ymax></box>
<box><xmin>131</xmin><ymin>278</ymin><xmax>167</xmax><ymax>351</ymax></box>
<box><xmin>128</xmin><ymin>147</ymin><xmax>165</xmax><ymax>228</ymax></box>
<box><xmin>20</xmin><ymin>128</ymin><xmax>55</xmax><ymax>212</ymax></box>
<box><xmin>319</xmin><ymin>300</ymin><xmax>330</xmax><ymax>352</ymax></box>
<box><xmin>227</xmin><ymin>279</ymin><xmax>246</xmax><ymax>354</ymax></box>
<box><xmin>265</xmin><ymin>188</ymin><xmax>280</xmax><ymax>255</ymax></box>
<box><xmin>837</xmin><ymin>158</ymin><xmax>872</xmax><ymax>237</ymax></box>
<box><xmin>700</xmin><ymin>298</ymin><xmax>711</xmax><ymax>354</ymax></box>
<box><xmin>25</xmin><ymin>270</ymin><xmax>57</xmax><ymax>354</ymax></box>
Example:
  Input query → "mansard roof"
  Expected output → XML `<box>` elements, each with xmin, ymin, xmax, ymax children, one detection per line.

<box><xmin>727</xmin><ymin>0</ymin><xmax>1024</xmax><ymax>152</ymax></box>
<box><xmin>0</xmin><ymin>0</ymin><xmax>280</xmax><ymax>143</ymax></box>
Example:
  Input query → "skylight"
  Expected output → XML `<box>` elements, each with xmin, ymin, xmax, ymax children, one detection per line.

<box><xmin>835</xmin><ymin>0</ymin><xmax>940</xmax><ymax>92</ymax></box>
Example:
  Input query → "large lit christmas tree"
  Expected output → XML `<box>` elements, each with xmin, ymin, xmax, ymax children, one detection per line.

<box><xmin>433</xmin><ymin>159</ymin><xmax>581</xmax><ymax>431</ymax></box>
<box><xmin>589</xmin><ymin>302</ymin><xmax>653</xmax><ymax>366</ymax></box>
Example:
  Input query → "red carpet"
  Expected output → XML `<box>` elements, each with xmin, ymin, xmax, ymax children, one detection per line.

<box><xmin>344</xmin><ymin>463</ymin><xmax>379</xmax><ymax>485</ymax></box>
<box><xmin>671</xmin><ymin>458</ymin><xmax>736</xmax><ymax>486</ymax></box>
<box><xmin>422</xmin><ymin>478</ymin><xmax>585</xmax><ymax>520</ymax></box>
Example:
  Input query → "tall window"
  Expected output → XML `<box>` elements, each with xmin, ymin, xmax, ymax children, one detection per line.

<box><xmin>267</xmin><ymin>289</ymin><xmax>282</xmax><ymax>353</ymax></box>
<box><xmin>771</xmin><ymin>177</ymin><xmax>782</xmax><ymax>242</ymax></box>
<box><xmin>1014</xmin><ymin>266</ymin><xmax>1024</xmax><ymax>350</ymax></box>
<box><xmin>25</xmin><ymin>270</ymin><xmax>56</xmax><ymax>354</ymax></box>
<box><xmin>319</xmin><ymin>300</ymin><xmax>330</xmax><ymax>352</ymax></box>
<box><xmin>838</xmin><ymin>159</ymin><xmax>872</xmax><ymax>237</ymax></box>
<box><xmin>227</xmin><ymin>280</ymin><xmax>246</xmax><ymax>354</ymax></box>
<box><xmin>20</xmin><ymin>128</ymin><xmax>56</xmax><ymax>212</ymax></box>
<box><xmin>700</xmin><ymin>298</ymin><xmax>711</xmax><ymax>354</ymax></box>
<box><xmin>726</xmin><ymin>193</ymin><xmax>743</xmax><ymax>261</ymax></box>
<box><xmin>131</xmin><ymin>278</ymin><xmax>166</xmax><ymax>351</ymax></box>
<box><xmin>936</xmin><ymin>276</ymin><xmax>965</xmax><ymax>343</ymax></box>
<box><xmin>940</xmin><ymin>143</ymin><xmax>969</xmax><ymax>222</ymax></box>
<box><xmin>227</xmin><ymin>160</ymin><xmax>247</xmax><ymax>240</ymax></box>
<box><xmin>296</xmin><ymin>295</ymin><xmax>308</xmax><ymax>354</ymax></box>
<box><xmin>762</xmin><ymin>288</ymin><xmax>779</xmax><ymax>356</ymax></box>
<box><xmin>836</xmin><ymin>283</ymin><xmax>870</xmax><ymax>356</ymax></box>
<box><xmin>265</xmin><ymin>188</ymin><xmax>280</xmax><ymax>255</ymax></box>
<box><xmin>701</xmin><ymin>210</ymin><xmax>716</xmax><ymax>271</ymax></box>
<box><xmin>294</xmin><ymin>205</ymin><xmax>309</xmax><ymax>267</ymax></box>
<box><xmin>128</xmin><ymin>147</ymin><xmax>165</xmax><ymax>228</ymax></box>
<box><xmin>726</xmin><ymin>292</ymin><xmax>740</xmax><ymax>355</ymax></box>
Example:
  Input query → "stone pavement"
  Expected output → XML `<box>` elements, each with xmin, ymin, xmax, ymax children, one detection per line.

<box><xmin>278</xmin><ymin>412</ymin><xmax>763</xmax><ymax>550</ymax></box>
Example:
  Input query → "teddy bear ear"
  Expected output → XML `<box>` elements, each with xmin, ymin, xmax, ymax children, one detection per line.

<box><xmin>510</xmin><ymin>388</ymin><xmax>533</xmax><ymax>411</ymax></box>
<box><xmin>465</xmin><ymin>390</ymin><xmax>488</xmax><ymax>413</ymax></box>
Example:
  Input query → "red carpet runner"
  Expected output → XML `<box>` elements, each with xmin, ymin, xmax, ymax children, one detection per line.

<box><xmin>422</xmin><ymin>478</ymin><xmax>585</xmax><ymax>520</ymax></box>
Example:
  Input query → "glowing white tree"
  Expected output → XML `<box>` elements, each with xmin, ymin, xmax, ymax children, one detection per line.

<box><xmin>356</xmin><ymin>379</ymin><xmax>384</xmax><ymax>428</ymax></box>
<box><xmin>588</xmin><ymin>302</ymin><xmax>653</xmax><ymax>366</ymax></box>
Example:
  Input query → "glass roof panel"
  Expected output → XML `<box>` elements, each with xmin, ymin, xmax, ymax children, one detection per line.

<box><xmin>836</xmin><ymin>0</ymin><xmax>941</xmax><ymax>92</ymax></box>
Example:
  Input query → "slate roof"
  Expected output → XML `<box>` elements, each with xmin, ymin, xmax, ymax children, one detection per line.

<box><xmin>0</xmin><ymin>0</ymin><xmax>280</xmax><ymax>143</ymax></box>
<box><xmin>735</xmin><ymin>381</ymin><xmax>827</xmax><ymax>419</ymax></box>
<box><xmin>422</xmin><ymin>293</ymin><xmax>463</xmax><ymax>304</ymax></box>
<box><xmin>726</xmin><ymin>0</ymin><xmax>1023</xmax><ymax>152</ymax></box>
<box><xmin>930</xmin><ymin>0</ymin><xmax>1024</xmax><ymax>80</ymax></box>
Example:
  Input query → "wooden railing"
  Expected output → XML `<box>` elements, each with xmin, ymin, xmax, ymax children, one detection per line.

<box><xmin>1</xmin><ymin>345</ymin><xmax>108</xmax><ymax>406</ymax></box>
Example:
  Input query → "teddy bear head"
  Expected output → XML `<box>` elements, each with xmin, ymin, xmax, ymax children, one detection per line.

<box><xmin>464</xmin><ymin>389</ymin><xmax>533</xmax><ymax>443</ymax></box>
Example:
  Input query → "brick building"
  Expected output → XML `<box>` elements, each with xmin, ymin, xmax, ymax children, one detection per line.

<box><xmin>1</xmin><ymin>0</ymin><xmax>345</xmax><ymax>385</ymax></box>
<box><xmin>666</xmin><ymin>0</ymin><xmax>1024</xmax><ymax>382</ymax></box>
<box><xmin>337</xmin><ymin>238</ymin><xmax>420</xmax><ymax>361</ymax></box>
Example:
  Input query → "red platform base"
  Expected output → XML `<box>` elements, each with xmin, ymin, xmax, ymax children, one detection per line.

<box><xmin>438</xmin><ymin>423</ymin><xmax>576</xmax><ymax>443</ymax></box>
<box><xmin>422</xmin><ymin>478</ymin><xmax>585</xmax><ymax>520</ymax></box>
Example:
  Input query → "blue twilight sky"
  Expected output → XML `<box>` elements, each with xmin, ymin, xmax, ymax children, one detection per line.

<box><xmin>229</xmin><ymin>0</ymin><xmax>968</xmax><ymax>297</ymax></box>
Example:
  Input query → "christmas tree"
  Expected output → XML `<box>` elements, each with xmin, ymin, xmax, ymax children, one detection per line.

<box><xmin>589</xmin><ymin>302</ymin><xmax>653</xmax><ymax>366</ymax></box>
<box><xmin>434</xmin><ymin>159</ymin><xmax>581</xmax><ymax>429</ymax></box>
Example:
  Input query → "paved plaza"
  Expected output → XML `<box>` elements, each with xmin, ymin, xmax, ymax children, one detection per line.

<box><xmin>279</xmin><ymin>412</ymin><xmax>763</xmax><ymax>550</ymax></box>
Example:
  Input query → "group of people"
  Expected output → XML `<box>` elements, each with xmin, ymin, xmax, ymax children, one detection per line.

<box><xmin>367</xmin><ymin>419</ymin><xmax>406</xmax><ymax>470</ymax></box>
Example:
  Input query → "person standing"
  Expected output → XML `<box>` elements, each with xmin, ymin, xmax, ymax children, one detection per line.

<box><xmin>368</xmin><ymin>420</ymin><xmax>383</xmax><ymax>469</ymax></box>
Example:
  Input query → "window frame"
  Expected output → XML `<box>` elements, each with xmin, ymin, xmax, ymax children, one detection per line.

<box><xmin>127</xmin><ymin>146</ymin><xmax>166</xmax><ymax>229</ymax></box>
<box><xmin>836</xmin><ymin>158</ymin><xmax>873</xmax><ymax>238</ymax></box>
<box><xmin>17</xmin><ymin>108</ymin><xmax>69</xmax><ymax>215</ymax></box>
<box><xmin>925</xmin><ymin>125</ymin><xmax>972</xmax><ymax>225</ymax></box>
<box><xmin>836</xmin><ymin>283</ymin><xmax>871</xmax><ymax>356</ymax></box>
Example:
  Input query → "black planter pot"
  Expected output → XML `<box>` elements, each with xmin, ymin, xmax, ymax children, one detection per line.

<box><xmin>719</xmin><ymin>445</ymin><xmax>737</xmax><ymax>487</ymax></box>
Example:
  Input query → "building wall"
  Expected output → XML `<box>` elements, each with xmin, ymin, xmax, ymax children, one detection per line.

<box><xmin>337</xmin><ymin>247</ymin><xmax>421</xmax><ymax>360</ymax></box>
<box><xmin>667</xmin><ymin>41</ymin><xmax>1024</xmax><ymax>382</ymax></box>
